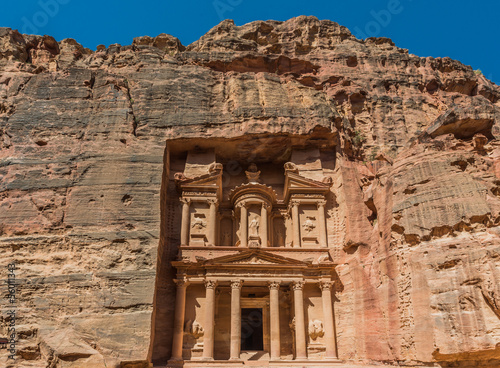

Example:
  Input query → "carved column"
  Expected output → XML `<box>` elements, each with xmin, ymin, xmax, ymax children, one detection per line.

<box><xmin>261</xmin><ymin>203</ymin><xmax>268</xmax><ymax>247</ymax></box>
<box><xmin>320</xmin><ymin>281</ymin><xmax>338</xmax><ymax>359</ymax></box>
<box><xmin>230</xmin><ymin>280</ymin><xmax>243</xmax><ymax>360</ymax></box>
<box><xmin>180</xmin><ymin>198</ymin><xmax>191</xmax><ymax>246</ymax></box>
<box><xmin>202</xmin><ymin>280</ymin><xmax>217</xmax><ymax>360</ymax></box>
<box><xmin>317</xmin><ymin>200</ymin><xmax>328</xmax><ymax>248</ymax></box>
<box><xmin>269</xmin><ymin>281</ymin><xmax>281</xmax><ymax>360</ymax></box>
<box><xmin>207</xmin><ymin>199</ymin><xmax>218</xmax><ymax>246</ymax></box>
<box><xmin>239</xmin><ymin>203</ymin><xmax>248</xmax><ymax>247</ymax></box>
<box><xmin>171</xmin><ymin>279</ymin><xmax>189</xmax><ymax>361</ymax></box>
<box><xmin>293</xmin><ymin>281</ymin><xmax>307</xmax><ymax>359</ymax></box>
<box><xmin>291</xmin><ymin>200</ymin><xmax>301</xmax><ymax>248</ymax></box>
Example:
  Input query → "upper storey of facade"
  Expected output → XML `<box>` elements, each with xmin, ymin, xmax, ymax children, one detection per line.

<box><xmin>170</xmin><ymin>143</ymin><xmax>337</xmax><ymax>252</ymax></box>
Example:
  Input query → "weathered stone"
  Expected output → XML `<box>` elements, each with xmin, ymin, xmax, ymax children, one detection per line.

<box><xmin>0</xmin><ymin>15</ymin><xmax>500</xmax><ymax>368</ymax></box>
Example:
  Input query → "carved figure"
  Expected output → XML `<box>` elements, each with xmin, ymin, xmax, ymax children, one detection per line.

<box><xmin>245</xmin><ymin>163</ymin><xmax>261</xmax><ymax>183</ymax></box>
<box><xmin>249</xmin><ymin>216</ymin><xmax>260</xmax><ymax>237</ymax></box>
<box><xmin>209</xmin><ymin>162</ymin><xmax>223</xmax><ymax>174</ymax></box>
<box><xmin>191</xmin><ymin>214</ymin><xmax>206</xmax><ymax>230</ymax></box>
<box><xmin>284</xmin><ymin>162</ymin><xmax>299</xmax><ymax>173</ymax></box>
<box><xmin>308</xmin><ymin>319</ymin><xmax>324</xmax><ymax>341</ymax></box>
<box><xmin>174</xmin><ymin>172</ymin><xmax>189</xmax><ymax>182</ymax></box>
<box><xmin>185</xmin><ymin>320</ymin><xmax>204</xmax><ymax>339</ymax></box>
<box><xmin>302</xmin><ymin>216</ymin><xmax>316</xmax><ymax>233</ymax></box>
<box><xmin>322</xmin><ymin>176</ymin><xmax>333</xmax><ymax>185</ymax></box>
<box><xmin>318</xmin><ymin>254</ymin><xmax>330</xmax><ymax>263</ymax></box>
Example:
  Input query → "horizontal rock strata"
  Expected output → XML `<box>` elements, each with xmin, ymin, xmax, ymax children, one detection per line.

<box><xmin>0</xmin><ymin>16</ymin><xmax>499</xmax><ymax>368</ymax></box>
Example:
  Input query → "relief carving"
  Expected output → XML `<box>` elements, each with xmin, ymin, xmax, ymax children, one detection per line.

<box><xmin>302</xmin><ymin>216</ymin><xmax>316</xmax><ymax>233</ymax></box>
<box><xmin>308</xmin><ymin>320</ymin><xmax>324</xmax><ymax>341</ymax></box>
<box><xmin>209</xmin><ymin>162</ymin><xmax>223</xmax><ymax>174</ymax></box>
<box><xmin>284</xmin><ymin>162</ymin><xmax>299</xmax><ymax>173</ymax></box>
<box><xmin>322</xmin><ymin>176</ymin><xmax>333</xmax><ymax>185</ymax></box>
<box><xmin>174</xmin><ymin>172</ymin><xmax>190</xmax><ymax>182</ymax></box>
<box><xmin>191</xmin><ymin>214</ymin><xmax>207</xmax><ymax>231</ymax></box>
<box><xmin>185</xmin><ymin>320</ymin><xmax>204</xmax><ymax>339</ymax></box>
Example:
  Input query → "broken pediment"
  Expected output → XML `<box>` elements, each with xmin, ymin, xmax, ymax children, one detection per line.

<box><xmin>177</xmin><ymin>163</ymin><xmax>223</xmax><ymax>199</ymax></box>
<box><xmin>284</xmin><ymin>170</ymin><xmax>332</xmax><ymax>202</ymax></box>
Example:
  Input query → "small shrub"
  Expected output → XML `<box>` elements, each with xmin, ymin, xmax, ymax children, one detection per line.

<box><xmin>353</xmin><ymin>130</ymin><xmax>365</xmax><ymax>145</ymax></box>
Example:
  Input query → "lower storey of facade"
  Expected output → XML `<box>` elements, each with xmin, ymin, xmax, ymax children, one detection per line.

<box><xmin>167</xmin><ymin>276</ymin><xmax>339</xmax><ymax>366</ymax></box>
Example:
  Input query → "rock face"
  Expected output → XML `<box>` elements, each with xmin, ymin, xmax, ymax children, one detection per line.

<box><xmin>0</xmin><ymin>16</ymin><xmax>500</xmax><ymax>368</ymax></box>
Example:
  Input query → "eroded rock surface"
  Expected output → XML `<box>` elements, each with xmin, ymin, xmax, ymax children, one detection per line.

<box><xmin>1</xmin><ymin>16</ymin><xmax>500</xmax><ymax>368</ymax></box>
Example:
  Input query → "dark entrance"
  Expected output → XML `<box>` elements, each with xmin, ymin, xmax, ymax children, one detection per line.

<box><xmin>241</xmin><ymin>308</ymin><xmax>263</xmax><ymax>351</ymax></box>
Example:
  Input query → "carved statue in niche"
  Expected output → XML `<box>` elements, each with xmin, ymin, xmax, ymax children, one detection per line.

<box><xmin>302</xmin><ymin>216</ymin><xmax>316</xmax><ymax>233</ymax></box>
<box><xmin>249</xmin><ymin>216</ymin><xmax>260</xmax><ymax>237</ymax></box>
<box><xmin>245</xmin><ymin>163</ymin><xmax>261</xmax><ymax>183</ymax></box>
<box><xmin>308</xmin><ymin>320</ymin><xmax>324</xmax><ymax>341</ymax></box>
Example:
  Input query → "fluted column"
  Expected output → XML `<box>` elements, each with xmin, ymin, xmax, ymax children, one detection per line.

<box><xmin>269</xmin><ymin>281</ymin><xmax>281</xmax><ymax>360</ymax></box>
<box><xmin>317</xmin><ymin>200</ymin><xmax>328</xmax><ymax>248</ymax></box>
<box><xmin>180</xmin><ymin>198</ymin><xmax>191</xmax><ymax>246</ymax></box>
<box><xmin>230</xmin><ymin>280</ymin><xmax>243</xmax><ymax>360</ymax></box>
<box><xmin>291</xmin><ymin>200</ymin><xmax>301</xmax><ymax>248</ymax></box>
<box><xmin>261</xmin><ymin>203</ymin><xmax>268</xmax><ymax>247</ymax></box>
<box><xmin>207</xmin><ymin>199</ymin><xmax>218</xmax><ymax>246</ymax></box>
<box><xmin>293</xmin><ymin>281</ymin><xmax>307</xmax><ymax>359</ymax></box>
<box><xmin>171</xmin><ymin>279</ymin><xmax>189</xmax><ymax>361</ymax></box>
<box><xmin>239</xmin><ymin>203</ymin><xmax>248</xmax><ymax>247</ymax></box>
<box><xmin>320</xmin><ymin>281</ymin><xmax>338</xmax><ymax>359</ymax></box>
<box><xmin>202</xmin><ymin>280</ymin><xmax>217</xmax><ymax>360</ymax></box>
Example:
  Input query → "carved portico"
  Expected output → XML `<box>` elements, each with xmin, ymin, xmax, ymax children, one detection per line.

<box><xmin>168</xmin><ymin>157</ymin><xmax>340</xmax><ymax>367</ymax></box>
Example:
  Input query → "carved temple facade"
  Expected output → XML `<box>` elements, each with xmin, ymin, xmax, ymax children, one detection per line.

<box><xmin>166</xmin><ymin>143</ymin><xmax>340</xmax><ymax>367</ymax></box>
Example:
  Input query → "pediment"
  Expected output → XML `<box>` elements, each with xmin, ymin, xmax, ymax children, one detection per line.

<box><xmin>206</xmin><ymin>250</ymin><xmax>307</xmax><ymax>266</ymax></box>
<box><xmin>284</xmin><ymin>172</ymin><xmax>332</xmax><ymax>201</ymax></box>
<box><xmin>178</xmin><ymin>169</ymin><xmax>223</xmax><ymax>198</ymax></box>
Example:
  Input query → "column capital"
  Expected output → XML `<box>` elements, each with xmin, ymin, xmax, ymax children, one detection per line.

<box><xmin>207</xmin><ymin>198</ymin><xmax>218</xmax><ymax>206</ymax></box>
<box><xmin>261</xmin><ymin>202</ymin><xmax>271</xmax><ymax>211</ymax></box>
<box><xmin>205</xmin><ymin>280</ymin><xmax>218</xmax><ymax>289</ymax></box>
<box><xmin>230</xmin><ymin>280</ymin><xmax>243</xmax><ymax>289</ymax></box>
<box><xmin>290</xmin><ymin>199</ymin><xmax>301</xmax><ymax>207</ymax></box>
<box><xmin>180</xmin><ymin>197</ymin><xmax>191</xmax><ymax>205</ymax></box>
<box><xmin>236</xmin><ymin>201</ymin><xmax>248</xmax><ymax>209</ymax></box>
<box><xmin>174</xmin><ymin>278</ymin><xmax>189</xmax><ymax>287</ymax></box>
<box><xmin>268</xmin><ymin>281</ymin><xmax>281</xmax><ymax>290</ymax></box>
<box><xmin>317</xmin><ymin>199</ymin><xmax>327</xmax><ymax>207</ymax></box>
<box><xmin>292</xmin><ymin>280</ymin><xmax>305</xmax><ymax>290</ymax></box>
<box><xmin>319</xmin><ymin>280</ymin><xmax>335</xmax><ymax>291</ymax></box>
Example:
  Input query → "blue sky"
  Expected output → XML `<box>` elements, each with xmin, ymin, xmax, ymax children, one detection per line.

<box><xmin>1</xmin><ymin>0</ymin><xmax>498</xmax><ymax>84</ymax></box>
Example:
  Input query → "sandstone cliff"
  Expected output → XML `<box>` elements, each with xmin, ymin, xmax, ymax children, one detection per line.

<box><xmin>1</xmin><ymin>16</ymin><xmax>500</xmax><ymax>368</ymax></box>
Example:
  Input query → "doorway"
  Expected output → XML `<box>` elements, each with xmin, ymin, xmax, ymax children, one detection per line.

<box><xmin>241</xmin><ymin>308</ymin><xmax>264</xmax><ymax>351</ymax></box>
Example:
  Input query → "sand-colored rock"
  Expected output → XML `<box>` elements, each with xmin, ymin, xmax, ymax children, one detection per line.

<box><xmin>0</xmin><ymin>15</ymin><xmax>500</xmax><ymax>368</ymax></box>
